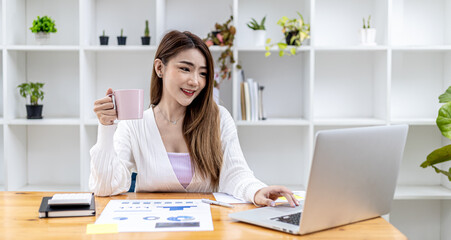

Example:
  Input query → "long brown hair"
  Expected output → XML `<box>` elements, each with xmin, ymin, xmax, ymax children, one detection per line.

<box><xmin>150</xmin><ymin>30</ymin><xmax>223</xmax><ymax>190</ymax></box>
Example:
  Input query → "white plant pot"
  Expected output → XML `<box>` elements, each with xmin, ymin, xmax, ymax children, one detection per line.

<box><xmin>253</xmin><ymin>30</ymin><xmax>266</xmax><ymax>47</ymax></box>
<box><xmin>366</xmin><ymin>28</ymin><xmax>377</xmax><ymax>45</ymax></box>
<box><xmin>35</xmin><ymin>32</ymin><xmax>50</xmax><ymax>45</ymax></box>
<box><xmin>359</xmin><ymin>29</ymin><xmax>367</xmax><ymax>45</ymax></box>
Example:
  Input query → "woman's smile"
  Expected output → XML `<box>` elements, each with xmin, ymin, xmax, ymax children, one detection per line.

<box><xmin>181</xmin><ymin>88</ymin><xmax>195</xmax><ymax>97</ymax></box>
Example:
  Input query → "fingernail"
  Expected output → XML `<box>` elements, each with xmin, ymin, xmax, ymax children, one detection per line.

<box><xmin>270</xmin><ymin>201</ymin><xmax>275</xmax><ymax>207</ymax></box>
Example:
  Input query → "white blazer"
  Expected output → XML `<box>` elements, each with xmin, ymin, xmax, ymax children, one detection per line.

<box><xmin>89</xmin><ymin>105</ymin><xmax>267</xmax><ymax>203</ymax></box>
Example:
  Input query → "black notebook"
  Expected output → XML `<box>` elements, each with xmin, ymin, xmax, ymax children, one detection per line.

<box><xmin>38</xmin><ymin>196</ymin><xmax>96</xmax><ymax>218</ymax></box>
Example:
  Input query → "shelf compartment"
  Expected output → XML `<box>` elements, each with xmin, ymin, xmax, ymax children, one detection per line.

<box><xmin>315</xmin><ymin>0</ymin><xmax>388</xmax><ymax>46</ymax></box>
<box><xmin>314</xmin><ymin>51</ymin><xmax>387</xmax><ymax>119</ymax></box>
<box><xmin>82</xmin><ymin>0</ymin><xmax>157</xmax><ymax>46</ymax></box>
<box><xmin>0</xmin><ymin>50</ymin><xmax>3</xmax><ymax>119</ymax></box>
<box><xmin>237</xmin><ymin>126</ymin><xmax>310</xmax><ymax>186</ymax></box>
<box><xmin>391</xmin><ymin>51</ymin><xmax>451</xmax><ymax>119</ymax></box>
<box><xmin>236</xmin><ymin>118</ymin><xmax>309</xmax><ymax>126</ymax></box>
<box><xmin>80</xmin><ymin>125</ymin><xmax>99</xmax><ymax>191</ymax></box>
<box><xmin>0</xmin><ymin>2</ymin><xmax>3</xmax><ymax>45</ymax></box>
<box><xmin>165</xmin><ymin>0</ymin><xmax>233</xmax><ymax>40</ymax></box>
<box><xmin>238</xmin><ymin>51</ymin><xmax>311</xmax><ymax>120</ymax></box>
<box><xmin>4</xmin><ymin>125</ymin><xmax>80</xmax><ymax>191</ymax></box>
<box><xmin>7</xmin><ymin>118</ymin><xmax>80</xmax><ymax>125</ymax></box>
<box><xmin>236</xmin><ymin>0</ymin><xmax>311</xmax><ymax>48</ymax></box>
<box><xmin>6</xmin><ymin>50</ymin><xmax>80</xmax><ymax>119</ymax></box>
<box><xmin>397</xmin><ymin>126</ymin><xmax>445</xmax><ymax>186</ymax></box>
<box><xmin>5</xmin><ymin>0</ymin><xmax>79</xmax><ymax>45</ymax></box>
<box><xmin>391</xmin><ymin>0</ymin><xmax>451</xmax><ymax>46</ymax></box>
<box><xmin>0</xmin><ymin>127</ymin><xmax>3</xmax><ymax>188</ymax></box>
<box><xmin>390</xmin><ymin>199</ymin><xmax>444</xmax><ymax>240</ymax></box>
<box><xmin>82</xmin><ymin>51</ymin><xmax>153</xmax><ymax>120</ymax></box>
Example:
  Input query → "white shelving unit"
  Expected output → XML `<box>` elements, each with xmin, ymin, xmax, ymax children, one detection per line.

<box><xmin>1</xmin><ymin>0</ymin><xmax>451</xmax><ymax>238</ymax></box>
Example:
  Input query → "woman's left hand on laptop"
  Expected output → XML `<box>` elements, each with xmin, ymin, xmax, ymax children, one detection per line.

<box><xmin>254</xmin><ymin>186</ymin><xmax>300</xmax><ymax>207</ymax></box>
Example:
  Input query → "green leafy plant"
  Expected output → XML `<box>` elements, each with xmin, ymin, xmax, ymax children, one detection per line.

<box><xmin>265</xmin><ymin>12</ymin><xmax>310</xmax><ymax>57</ymax></box>
<box><xmin>17</xmin><ymin>82</ymin><xmax>45</xmax><ymax>105</ymax></box>
<box><xmin>120</xmin><ymin>28</ymin><xmax>124</xmax><ymax>37</ymax></box>
<box><xmin>421</xmin><ymin>86</ymin><xmax>451</xmax><ymax>180</ymax></box>
<box><xmin>362</xmin><ymin>15</ymin><xmax>372</xmax><ymax>29</ymax></box>
<box><xmin>102</xmin><ymin>30</ymin><xmax>106</xmax><ymax>36</ymax></box>
<box><xmin>204</xmin><ymin>15</ymin><xmax>241</xmax><ymax>88</ymax></box>
<box><xmin>29</xmin><ymin>16</ymin><xmax>57</xmax><ymax>33</ymax></box>
<box><xmin>144</xmin><ymin>20</ymin><xmax>150</xmax><ymax>37</ymax></box>
<box><xmin>247</xmin><ymin>16</ymin><xmax>266</xmax><ymax>30</ymax></box>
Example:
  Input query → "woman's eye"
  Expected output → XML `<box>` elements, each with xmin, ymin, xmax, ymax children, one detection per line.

<box><xmin>180</xmin><ymin>67</ymin><xmax>189</xmax><ymax>72</ymax></box>
<box><xmin>200</xmin><ymin>72</ymin><xmax>207</xmax><ymax>77</ymax></box>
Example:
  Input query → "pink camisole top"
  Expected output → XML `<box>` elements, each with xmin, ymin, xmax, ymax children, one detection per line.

<box><xmin>167</xmin><ymin>152</ymin><xmax>193</xmax><ymax>189</ymax></box>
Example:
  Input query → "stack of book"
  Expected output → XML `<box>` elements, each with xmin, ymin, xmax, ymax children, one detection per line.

<box><xmin>239</xmin><ymin>70</ymin><xmax>265</xmax><ymax>121</ymax></box>
<box><xmin>38</xmin><ymin>193</ymin><xmax>96</xmax><ymax>218</ymax></box>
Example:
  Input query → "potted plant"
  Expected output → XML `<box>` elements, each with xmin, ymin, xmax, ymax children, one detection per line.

<box><xmin>142</xmin><ymin>20</ymin><xmax>151</xmax><ymax>45</ymax></box>
<box><xmin>265</xmin><ymin>12</ymin><xmax>310</xmax><ymax>57</ymax></box>
<box><xmin>117</xmin><ymin>28</ymin><xmax>127</xmax><ymax>45</ymax></box>
<box><xmin>29</xmin><ymin>16</ymin><xmax>57</xmax><ymax>45</ymax></box>
<box><xmin>17</xmin><ymin>82</ymin><xmax>45</xmax><ymax>119</ymax></box>
<box><xmin>247</xmin><ymin>16</ymin><xmax>266</xmax><ymax>47</ymax></box>
<box><xmin>360</xmin><ymin>15</ymin><xmax>376</xmax><ymax>46</ymax></box>
<box><xmin>204</xmin><ymin>15</ymin><xmax>241</xmax><ymax>93</ymax></box>
<box><xmin>99</xmin><ymin>30</ymin><xmax>109</xmax><ymax>45</ymax></box>
<box><xmin>421</xmin><ymin>86</ymin><xmax>451</xmax><ymax>179</ymax></box>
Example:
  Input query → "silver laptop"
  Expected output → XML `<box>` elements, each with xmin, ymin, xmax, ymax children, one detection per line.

<box><xmin>229</xmin><ymin>125</ymin><xmax>408</xmax><ymax>235</ymax></box>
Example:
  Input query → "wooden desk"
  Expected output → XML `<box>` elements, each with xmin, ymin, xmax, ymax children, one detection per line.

<box><xmin>0</xmin><ymin>191</ymin><xmax>406</xmax><ymax>239</ymax></box>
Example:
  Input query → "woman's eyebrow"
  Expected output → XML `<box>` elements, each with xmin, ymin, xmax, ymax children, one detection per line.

<box><xmin>178</xmin><ymin>60</ymin><xmax>206</xmax><ymax>69</ymax></box>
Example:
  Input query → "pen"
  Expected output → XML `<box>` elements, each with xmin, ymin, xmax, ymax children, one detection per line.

<box><xmin>202</xmin><ymin>199</ymin><xmax>234</xmax><ymax>208</ymax></box>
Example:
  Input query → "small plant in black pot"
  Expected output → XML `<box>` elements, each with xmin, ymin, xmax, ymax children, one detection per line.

<box><xmin>17</xmin><ymin>82</ymin><xmax>45</xmax><ymax>119</ymax></box>
<box><xmin>141</xmin><ymin>20</ymin><xmax>151</xmax><ymax>45</ymax></box>
<box><xmin>99</xmin><ymin>30</ymin><xmax>109</xmax><ymax>45</ymax></box>
<box><xmin>117</xmin><ymin>28</ymin><xmax>127</xmax><ymax>45</ymax></box>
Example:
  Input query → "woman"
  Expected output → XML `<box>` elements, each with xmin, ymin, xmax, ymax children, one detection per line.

<box><xmin>90</xmin><ymin>30</ymin><xmax>298</xmax><ymax>207</ymax></box>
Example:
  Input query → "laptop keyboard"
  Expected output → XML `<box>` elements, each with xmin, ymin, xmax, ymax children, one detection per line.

<box><xmin>270</xmin><ymin>212</ymin><xmax>302</xmax><ymax>226</ymax></box>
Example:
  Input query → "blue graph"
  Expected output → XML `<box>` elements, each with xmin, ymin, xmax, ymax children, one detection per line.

<box><xmin>157</xmin><ymin>206</ymin><xmax>197</xmax><ymax>211</ymax></box>
<box><xmin>167</xmin><ymin>216</ymin><xmax>195</xmax><ymax>221</ymax></box>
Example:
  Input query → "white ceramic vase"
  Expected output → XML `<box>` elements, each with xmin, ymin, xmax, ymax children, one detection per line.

<box><xmin>360</xmin><ymin>28</ymin><xmax>377</xmax><ymax>46</ymax></box>
<box><xmin>366</xmin><ymin>28</ymin><xmax>377</xmax><ymax>45</ymax></box>
<box><xmin>360</xmin><ymin>29</ymin><xmax>367</xmax><ymax>45</ymax></box>
<box><xmin>253</xmin><ymin>30</ymin><xmax>266</xmax><ymax>47</ymax></box>
<box><xmin>35</xmin><ymin>32</ymin><xmax>50</xmax><ymax>45</ymax></box>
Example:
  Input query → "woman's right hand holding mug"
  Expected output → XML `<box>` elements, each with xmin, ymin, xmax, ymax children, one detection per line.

<box><xmin>94</xmin><ymin>88</ymin><xmax>117</xmax><ymax>125</ymax></box>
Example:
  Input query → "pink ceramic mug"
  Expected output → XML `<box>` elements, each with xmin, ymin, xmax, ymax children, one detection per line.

<box><xmin>108</xmin><ymin>89</ymin><xmax>144</xmax><ymax>120</ymax></box>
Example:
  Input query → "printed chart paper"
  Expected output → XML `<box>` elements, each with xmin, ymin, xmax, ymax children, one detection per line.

<box><xmin>95</xmin><ymin>199</ymin><xmax>213</xmax><ymax>232</ymax></box>
<box><xmin>213</xmin><ymin>192</ymin><xmax>250</xmax><ymax>204</ymax></box>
